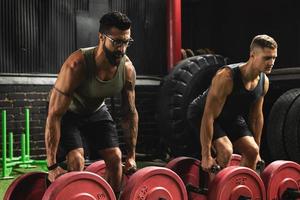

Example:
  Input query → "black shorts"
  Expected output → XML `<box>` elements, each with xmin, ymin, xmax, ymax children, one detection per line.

<box><xmin>56</xmin><ymin>105</ymin><xmax>119</xmax><ymax>162</ymax></box>
<box><xmin>187</xmin><ymin>106</ymin><xmax>253</xmax><ymax>143</ymax></box>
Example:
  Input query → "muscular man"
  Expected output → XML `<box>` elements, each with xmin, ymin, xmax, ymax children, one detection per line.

<box><xmin>45</xmin><ymin>11</ymin><xmax>138</xmax><ymax>194</ymax></box>
<box><xmin>187</xmin><ymin>34</ymin><xmax>277</xmax><ymax>171</ymax></box>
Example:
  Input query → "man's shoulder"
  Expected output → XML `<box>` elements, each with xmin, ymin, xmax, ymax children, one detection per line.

<box><xmin>214</xmin><ymin>67</ymin><xmax>233</xmax><ymax>82</ymax></box>
<box><xmin>124</xmin><ymin>55</ymin><xmax>133</xmax><ymax>67</ymax></box>
<box><xmin>60</xmin><ymin>50</ymin><xmax>86</xmax><ymax>75</ymax></box>
<box><xmin>124</xmin><ymin>56</ymin><xmax>135</xmax><ymax>74</ymax></box>
<box><xmin>211</xmin><ymin>67</ymin><xmax>234</xmax><ymax>95</ymax></box>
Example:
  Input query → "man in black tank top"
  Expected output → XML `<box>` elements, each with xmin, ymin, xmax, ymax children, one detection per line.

<box><xmin>45</xmin><ymin>11</ymin><xmax>138</xmax><ymax>196</ymax></box>
<box><xmin>187</xmin><ymin>34</ymin><xmax>278</xmax><ymax>172</ymax></box>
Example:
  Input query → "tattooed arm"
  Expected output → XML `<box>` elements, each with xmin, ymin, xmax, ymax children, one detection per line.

<box><xmin>121</xmin><ymin>58</ymin><xmax>139</xmax><ymax>170</ymax></box>
<box><xmin>45</xmin><ymin>50</ymin><xmax>86</xmax><ymax>181</ymax></box>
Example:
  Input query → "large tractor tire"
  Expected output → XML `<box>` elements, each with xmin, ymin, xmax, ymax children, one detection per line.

<box><xmin>157</xmin><ymin>54</ymin><xmax>227</xmax><ymax>157</ymax></box>
<box><xmin>267</xmin><ymin>88</ymin><xmax>300</xmax><ymax>161</ymax></box>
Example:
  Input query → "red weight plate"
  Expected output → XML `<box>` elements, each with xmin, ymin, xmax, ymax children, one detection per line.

<box><xmin>228</xmin><ymin>154</ymin><xmax>242</xmax><ymax>166</ymax></box>
<box><xmin>85</xmin><ymin>160</ymin><xmax>106</xmax><ymax>177</ymax></box>
<box><xmin>85</xmin><ymin>160</ymin><xmax>130</xmax><ymax>187</ymax></box>
<box><xmin>4</xmin><ymin>171</ymin><xmax>48</xmax><ymax>200</ymax></box>
<box><xmin>208</xmin><ymin>166</ymin><xmax>266</xmax><ymax>200</ymax></box>
<box><xmin>42</xmin><ymin>171</ymin><xmax>116</xmax><ymax>200</ymax></box>
<box><xmin>166</xmin><ymin>157</ymin><xmax>206</xmax><ymax>200</ymax></box>
<box><xmin>120</xmin><ymin>166</ymin><xmax>188</xmax><ymax>200</ymax></box>
<box><xmin>260</xmin><ymin>160</ymin><xmax>300</xmax><ymax>200</ymax></box>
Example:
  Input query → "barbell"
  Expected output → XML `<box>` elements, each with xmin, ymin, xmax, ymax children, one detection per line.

<box><xmin>4</xmin><ymin>160</ymin><xmax>188</xmax><ymax>200</ymax></box>
<box><xmin>165</xmin><ymin>155</ymin><xmax>266</xmax><ymax>200</ymax></box>
<box><xmin>4</xmin><ymin>157</ymin><xmax>300</xmax><ymax>200</ymax></box>
<box><xmin>85</xmin><ymin>159</ymin><xmax>188</xmax><ymax>200</ymax></box>
<box><xmin>4</xmin><ymin>171</ymin><xmax>116</xmax><ymax>200</ymax></box>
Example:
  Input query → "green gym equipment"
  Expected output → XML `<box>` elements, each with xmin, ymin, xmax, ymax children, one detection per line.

<box><xmin>1</xmin><ymin>108</ymin><xmax>47</xmax><ymax>179</ymax></box>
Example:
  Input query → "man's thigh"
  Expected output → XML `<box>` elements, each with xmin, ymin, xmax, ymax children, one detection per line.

<box><xmin>57</xmin><ymin>111</ymin><xmax>84</xmax><ymax>163</ymax></box>
<box><xmin>233</xmin><ymin>136</ymin><xmax>258</xmax><ymax>155</ymax></box>
<box><xmin>83</xmin><ymin>120</ymin><xmax>119</xmax><ymax>160</ymax></box>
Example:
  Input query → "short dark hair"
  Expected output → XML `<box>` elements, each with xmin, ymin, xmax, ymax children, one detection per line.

<box><xmin>99</xmin><ymin>11</ymin><xmax>131</xmax><ymax>33</ymax></box>
<box><xmin>250</xmin><ymin>34</ymin><xmax>278</xmax><ymax>51</ymax></box>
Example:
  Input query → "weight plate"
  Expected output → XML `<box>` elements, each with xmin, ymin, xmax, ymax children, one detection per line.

<box><xmin>42</xmin><ymin>171</ymin><xmax>116</xmax><ymax>200</ymax></box>
<box><xmin>228</xmin><ymin>154</ymin><xmax>241</xmax><ymax>166</ymax></box>
<box><xmin>4</xmin><ymin>172</ymin><xmax>48</xmax><ymax>200</ymax></box>
<box><xmin>85</xmin><ymin>160</ymin><xmax>106</xmax><ymax>177</ymax></box>
<box><xmin>166</xmin><ymin>157</ymin><xmax>206</xmax><ymax>199</ymax></box>
<box><xmin>120</xmin><ymin>166</ymin><xmax>188</xmax><ymax>200</ymax></box>
<box><xmin>261</xmin><ymin>160</ymin><xmax>300</xmax><ymax>200</ymax></box>
<box><xmin>208</xmin><ymin>166</ymin><xmax>266</xmax><ymax>200</ymax></box>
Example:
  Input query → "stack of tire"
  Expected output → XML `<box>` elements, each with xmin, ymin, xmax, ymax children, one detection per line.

<box><xmin>267</xmin><ymin>88</ymin><xmax>300</xmax><ymax>163</ymax></box>
<box><xmin>157</xmin><ymin>54</ymin><xmax>227</xmax><ymax>157</ymax></box>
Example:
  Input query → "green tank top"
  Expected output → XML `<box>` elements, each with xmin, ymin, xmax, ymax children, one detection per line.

<box><xmin>69</xmin><ymin>46</ymin><xmax>126</xmax><ymax>114</ymax></box>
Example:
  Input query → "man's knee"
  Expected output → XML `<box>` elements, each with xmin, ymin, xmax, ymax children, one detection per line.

<box><xmin>223</xmin><ymin>145</ymin><xmax>233</xmax><ymax>161</ymax></box>
<box><xmin>215</xmin><ymin>139</ymin><xmax>233</xmax><ymax>166</ymax></box>
<box><xmin>243</xmin><ymin>144</ymin><xmax>259</xmax><ymax>161</ymax></box>
<box><xmin>67</xmin><ymin>149</ymin><xmax>85</xmax><ymax>171</ymax></box>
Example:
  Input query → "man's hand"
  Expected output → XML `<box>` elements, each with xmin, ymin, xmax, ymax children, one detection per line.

<box><xmin>201</xmin><ymin>155</ymin><xmax>217</xmax><ymax>172</ymax></box>
<box><xmin>124</xmin><ymin>157</ymin><xmax>137</xmax><ymax>174</ymax></box>
<box><xmin>47</xmin><ymin>166</ymin><xmax>67</xmax><ymax>182</ymax></box>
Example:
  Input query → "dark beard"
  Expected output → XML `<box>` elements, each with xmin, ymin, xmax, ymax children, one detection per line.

<box><xmin>103</xmin><ymin>44</ymin><xmax>125</xmax><ymax>66</ymax></box>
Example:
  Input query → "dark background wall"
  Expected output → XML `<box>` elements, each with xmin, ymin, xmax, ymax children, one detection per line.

<box><xmin>0</xmin><ymin>0</ymin><xmax>88</xmax><ymax>74</ymax></box>
<box><xmin>0</xmin><ymin>0</ymin><xmax>166</xmax><ymax>75</ymax></box>
<box><xmin>1</xmin><ymin>0</ymin><xmax>299</xmax><ymax>74</ymax></box>
<box><xmin>182</xmin><ymin>0</ymin><xmax>300</xmax><ymax>68</ymax></box>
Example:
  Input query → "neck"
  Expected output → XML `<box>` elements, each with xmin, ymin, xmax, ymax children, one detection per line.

<box><xmin>240</xmin><ymin>61</ymin><xmax>260</xmax><ymax>82</ymax></box>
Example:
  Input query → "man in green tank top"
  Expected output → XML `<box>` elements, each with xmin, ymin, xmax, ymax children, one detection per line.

<box><xmin>45</xmin><ymin>11</ymin><xmax>138</xmax><ymax>195</ymax></box>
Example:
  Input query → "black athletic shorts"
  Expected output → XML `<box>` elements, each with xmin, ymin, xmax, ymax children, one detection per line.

<box><xmin>56</xmin><ymin>105</ymin><xmax>119</xmax><ymax>162</ymax></box>
<box><xmin>187</xmin><ymin>104</ymin><xmax>253</xmax><ymax>143</ymax></box>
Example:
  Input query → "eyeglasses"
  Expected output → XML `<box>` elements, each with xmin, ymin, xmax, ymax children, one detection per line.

<box><xmin>103</xmin><ymin>34</ymin><xmax>134</xmax><ymax>47</ymax></box>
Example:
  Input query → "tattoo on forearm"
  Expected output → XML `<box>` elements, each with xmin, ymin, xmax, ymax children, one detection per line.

<box><xmin>53</xmin><ymin>86</ymin><xmax>71</xmax><ymax>97</ymax></box>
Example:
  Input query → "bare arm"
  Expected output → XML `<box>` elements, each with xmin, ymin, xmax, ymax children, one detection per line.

<box><xmin>120</xmin><ymin>60</ymin><xmax>139</xmax><ymax>160</ymax></box>
<box><xmin>248</xmin><ymin>74</ymin><xmax>269</xmax><ymax>146</ymax></box>
<box><xmin>45</xmin><ymin>50</ymin><xmax>86</xmax><ymax>167</ymax></box>
<box><xmin>200</xmin><ymin>68</ymin><xmax>233</xmax><ymax>158</ymax></box>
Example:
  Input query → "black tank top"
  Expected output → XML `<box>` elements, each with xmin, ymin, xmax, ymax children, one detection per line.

<box><xmin>188</xmin><ymin>63</ymin><xmax>265</xmax><ymax>121</ymax></box>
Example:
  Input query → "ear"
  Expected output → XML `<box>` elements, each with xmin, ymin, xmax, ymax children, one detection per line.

<box><xmin>98</xmin><ymin>33</ymin><xmax>105</xmax><ymax>41</ymax></box>
<box><xmin>250</xmin><ymin>49</ymin><xmax>257</xmax><ymax>58</ymax></box>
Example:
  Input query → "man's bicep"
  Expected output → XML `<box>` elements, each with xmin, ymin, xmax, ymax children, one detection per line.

<box><xmin>204</xmin><ymin>90</ymin><xmax>225</xmax><ymax>119</ymax></box>
<box><xmin>204</xmin><ymin>76</ymin><xmax>232</xmax><ymax>119</ymax></box>
<box><xmin>54</xmin><ymin>67</ymin><xmax>81</xmax><ymax>96</ymax></box>
<box><xmin>48</xmin><ymin>88</ymin><xmax>72</xmax><ymax>117</ymax></box>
